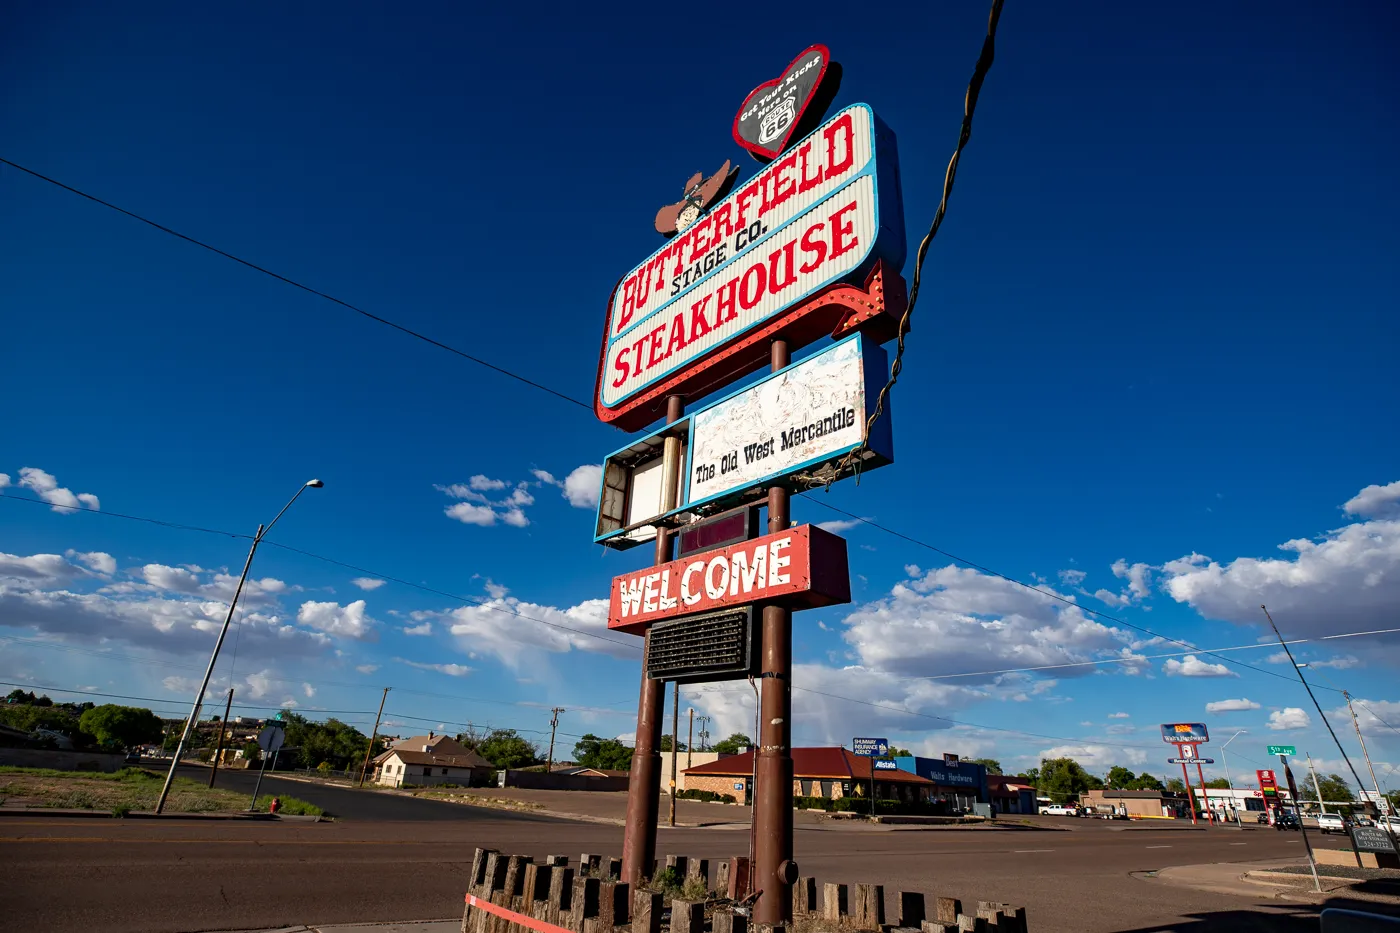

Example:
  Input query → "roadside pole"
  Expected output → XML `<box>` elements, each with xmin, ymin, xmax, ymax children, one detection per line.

<box><xmin>621</xmin><ymin>395</ymin><xmax>684</xmax><ymax>885</ymax></box>
<box><xmin>357</xmin><ymin>687</ymin><xmax>390</xmax><ymax>788</ymax></box>
<box><xmin>753</xmin><ymin>338</ymin><xmax>796</xmax><ymax>927</ymax></box>
<box><xmin>1220</xmin><ymin>730</ymin><xmax>1245</xmax><ymax>828</ymax></box>
<box><xmin>1307</xmin><ymin>753</ymin><xmax>1327</xmax><ymax>815</ymax></box>
<box><xmin>669</xmin><ymin>682</ymin><xmax>680</xmax><ymax>826</ymax></box>
<box><xmin>1342</xmin><ymin>691</ymin><xmax>1386</xmax><ymax>819</ymax></box>
<box><xmin>686</xmin><ymin>707</ymin><xmax>694</xmax><ymax>772</ymax></box>
<box><xmin>207</xmin><ymin>688</ymin><xmax>235</xmax><ymax>788</ymax></box>
<box><xmin>1194</xmin><ymin>761</ymin><xmax>1211</xmax><ymax>826</ymax></box>
<box><xmin>1281</xmin><ymin>754</ymin><xmax>1324</xmax><ymax>889</ymax></box>
<box><xmin>546</xmin><ymin>707</ymin><xmax>565</xmax><ymax>771</ymax></box>
<box><xmin>1181</xmin><ymin>761</ymin><xmax>1197</xmax><ymax>824</ymax></box>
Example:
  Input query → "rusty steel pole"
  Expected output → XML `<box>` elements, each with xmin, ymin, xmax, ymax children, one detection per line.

<box><xmin>621</xmin><ymin>394</ymin><xmax>684</xmax><ymax>885</ymax></box>
<box><xmin>753</xmin><ymin>339</ymin><xmax>795</xmax><ymax>926</ymax></box>
<box><xmin>669</xmin><ymin>682</ymin><xmax>680</xmax><ymax>826</ymax></box>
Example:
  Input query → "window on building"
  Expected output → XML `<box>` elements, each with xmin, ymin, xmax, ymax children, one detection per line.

<box><xmin>442</xmin><ymin>768</ymin><xmax>449</xmax><ymax>775</ymax></box>
<box><xmin>800</xmin><ymin>780</ymin><xmax>813</xmax><ymax>796</ymax></box>
<box><xmin>820</xmin><ymin>780</ymin><xmax>834</xmax><ymax>798</ymax></box>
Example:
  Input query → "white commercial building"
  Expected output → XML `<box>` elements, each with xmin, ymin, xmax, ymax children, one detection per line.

<box><xmin>1191</xmin><ymin>787</ymin><xmax>1295</xmax><ymax>818</ymax></box>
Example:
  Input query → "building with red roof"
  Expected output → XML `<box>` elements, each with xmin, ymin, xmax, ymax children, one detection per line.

<box><xmin>682</xmin><ymin>746</ymin><xmax>936</xmax><ymax>805</ymax></box>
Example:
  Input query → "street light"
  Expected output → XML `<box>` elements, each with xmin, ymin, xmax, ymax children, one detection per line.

<box><xmin>155</xmin><ymin>479</ymin><xmax>324</xmax><ymax>814</ymax></box>
<box><xmin>1220</xmin><ymin>730</ymin><xmax>1246</xmax><ymax>828</ymax></box>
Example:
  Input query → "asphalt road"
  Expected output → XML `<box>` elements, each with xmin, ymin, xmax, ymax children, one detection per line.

<box><xmin>6</xmin><ymin>801</ymin><xmax>1393</xmax><ymax>933</ymax></box>
<box><xmin>195</xmin><ymin>765</ymin><xmax>562</xmax><ymax>823</ymax></box>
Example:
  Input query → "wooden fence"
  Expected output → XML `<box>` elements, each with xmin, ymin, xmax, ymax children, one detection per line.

<box><xmin>461</xmin><ymin>849</ymin><xmax>1028</xmax><ymax>933</ymax></box>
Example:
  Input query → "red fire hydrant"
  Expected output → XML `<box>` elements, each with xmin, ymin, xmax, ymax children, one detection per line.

<box><xmin>269</xmin><ymin>796</ymin><xmax>281</xmax><ymax>814</ymax></box>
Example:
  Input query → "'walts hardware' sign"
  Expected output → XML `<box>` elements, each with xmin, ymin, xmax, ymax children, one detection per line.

<box><xmin>596</xmin><ymin>104</ymin><xmax>904</xmax><ymax>427</ymax></box>
<box><xmin>607</xmin><ymin>524</ymin><xmax>850</xmax><ymax>634</ymax></box>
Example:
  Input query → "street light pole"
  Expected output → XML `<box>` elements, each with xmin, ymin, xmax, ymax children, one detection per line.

<box><xmin>155</xmin><ymin>479</ymin><xmax>323</xmax><ymax>815</ymax></box>
<box><xmin>1220</xmin><ymin>730</ymin><xmax>1246</xmax><ymax>828</ymax></box>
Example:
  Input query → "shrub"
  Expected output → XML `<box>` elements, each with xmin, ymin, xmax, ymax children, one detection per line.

<box><xmin>650</xmin><ymin>867</ymin><xmax>682</xmax><ymax>896</ymax></box>
<box><xmin>255</xmin><ymin>795</ymin><xmax>324</xmax><ymax>817</ymax></box>
<box><xmin>676</xmin><ymin>789</ymin><xmax>737</xmax><ymax>804</ymax></box>
<box><xmin>111</xmin><ymin>805</ymin><xmax>130</xmax><ymax>818</ymax></box>
<box><xmin>832</xmin><ymin>797</ymin><xmax>860</xmax><ymax>812</ymax></box>
<box><xmin>680</xmin><ymin>876</ymin><xmax>708</xmax><ymax>900</ymax></box>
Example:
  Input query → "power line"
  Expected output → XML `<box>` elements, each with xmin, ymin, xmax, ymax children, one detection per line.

<box><xmin>0</xmin><ymin>490</ymin><xmax>250</xmax><ymax>539</ymax></box>
<box><xmin>0</xmin><ymin>157</ymin><xmax>592</xmax><ymax>411</ymax></box>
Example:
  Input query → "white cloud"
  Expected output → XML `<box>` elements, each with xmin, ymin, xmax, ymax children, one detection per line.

<box><xmin>1306</xmin><ymin>656</ymin><xmax>1359</xmax><ymax>670</ymax></box>
<box><xmin>16</xmin><ymin>467</ymin><xmax>101</xmax><ymax>513</ymax></box>
<box><xmin>297</xmin><ymin>600</ymin><xmax>375</xmax><ymax>640</ymax></box>
<box><xmin>1108</xmin><ymin>712</ymin><xmax>1131</xmax><ymax>719</ymax></box>
<box><xmin>1163</xmin><ymin>655</ymin><xmax>1236</xmax><ymax>678</ymax></box>
<box><xmin>1331</xmin><ymin>699</ymin><xmax>1400</xmax><ymax>737</ymax></box>
<box><xmin>446</xmin><ymin>502</ymin><xmax>498</xmax><ymax>526</ymax></box>
<box><xmin>1111</xmin><ymin>560</ymin><xmax>1152</xmax><ymax>600</ymax></box>
<box><xmin>0</xmin><ymin>473</ymin><xmax>9</xmax><ymax>488</ymax></box>
<box><xmin>1206</xmin><ymin>698</ymin><xmax>1261</xmax><ymax>713</ymax></box>
<box><xmin>531</xmin><ymin>469</ymin><xmax>557</xmax><ymax>485</ymax></box>
<box><xmin>500</xmin><ymin>507</ymin><xmax>530</xmax><ymax>528</ymax></box>
<box><xmin>1267</xmin><ymin>707</ymin><xmax>1312</xmax><ymax>731</ymax></box>
<box><xmin>818</xmin><ymin>519</ymin><xmax>863</xmax><ymax>534</ymax></box>
<box><xmin>302</xmin><ymin>683</ymin><xmax>316</xmax><ymax>698</ymax></box>
<box><xmin>562</xmin><ymin>465</ymin><xmax>602</xmax><ymax>509</ymax></box>
<box><xmin>403</xmin><ymin>622</ymin><xmax>433</xmax><ymax>636</ymax></box>
<box><xmin>837</xmin><ymin>565</ymin><xmax>1133</xmax><ymax>681</ymax></box>
<box><xmin>446</xmin><ymin>595</ymin><xmax>626</xmax><ymax>668</ymax></box>
<box><xmin>65</xmin><ymin>550</ymin><xmax>116</xmax><ymax>575</ymax></box>
<box><xmin>244</xmin><ymin>670</ymin><xmax>275</xmax><ymax>700</ymax></box>
<box><xmin>1039</xmin><ymin>743</ymin><xmax>1147</xmax><ymax>769</ymax></box>
<box><xmin>355</xmin><ymin>664</ymin><xmax>379</xmax><ymax>674</ymax></box>
<box><xmin>0</xmin><ymin>552</ymin><xmax>79</xmax><ymax>584</ymax></box>
<box><xmin>484</xmin><ymin>580</ymin><xmax>509</xmax><ymax>599</ymax></box>
<box><xmin>1092</xmin><ymin>589</ymin><xmax>1131</xmax><ymax>608</ymax></box>
<box><xmin>469</xmin><ymin>475</ymin><xmax>507</xmax><ymax>492</ymax></box>
<box><xmin>1344</xmin><ymin>481</ymin><xmax>1400</xmax><ymax>520</ymax></box>
<box><xmin>1160</xmin><ymin>484</ymin><xmax>1400</xmax><ymax>641</ymax></box>
<box><xmin>1266</xmin><ymin>651</ymin><xmax>1291</xmax><ymax>664</ymax></box>
<box><xmin>1058</xmin><ymin>569</ymin><xmax>1087</xmax><ymax>586</ymax></box>
<box><xmin>351</xmin><ymin>577</ymin><xmax>386</xmax><ymax>591</ymax></box>
<box><xmin>397</xmin><ymin>659</ymin><xmax>473</xmax><ymax>677</ymax></box>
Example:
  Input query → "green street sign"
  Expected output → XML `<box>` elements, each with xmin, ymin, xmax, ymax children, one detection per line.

<box><xmin>1267</xmin><ymin>745</ymin><xmax>1296</xmax><ymax>756</ymax></box>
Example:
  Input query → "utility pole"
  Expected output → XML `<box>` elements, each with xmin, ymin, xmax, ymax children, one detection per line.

<box><xmin>1220</xmin><ymin>730</ymin><xmax>1246</xmax><ymax>828</ymax></box>
<box><xmin>698</xmin><ymin>715</ymin><xmax>710</xmax><ymax>752</ymax></box>
<box><xmin>1307</xmin><ymin>753</ymin><xmax>1326</xmax><ymax>815</ymax></box>
<box><xmin>547</xmin><ymin>707</ymin><xmax>566</xmax><ymax>771</ymax></box>
<box><xmin>686</xmin><ymin>707</ymin><xmax>695</xmax><ymax>772</ymax></box>
<box><xmin>1341</xmin><ymin>691</ymin><xmax>1385</xmax><ymax>818</ymax></box>
<box><xmin>358</xmin><ymin>687</ymin><xmax>390</xmax><ymax>788</ymax></box>
<box><xmin>207</xmin><ymin>688</ymin><xmax>235</xmax><ymax>788</ymax></box>
<box><xmin>669</xmin><ymin>683</ymin><xmax>680</xmax><ymax>827</ymax></box>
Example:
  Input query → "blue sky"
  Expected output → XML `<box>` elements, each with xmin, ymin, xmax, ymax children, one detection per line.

<box><xmin>3</xmin><ymin>2</ymin><xmax>1398</xmax><ymax>786</ymax></box>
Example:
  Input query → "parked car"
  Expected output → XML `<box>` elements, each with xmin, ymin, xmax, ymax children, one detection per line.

<box><xmin>1039</xmin><ymin>805</ymin><xmax>1076</xmax><ymax>816</ymax></box>
<box><xmin>1316</xmin><ymin>813</ymin><xmax>1345</xmax><ymax>834</ymax></box>
<box><xmin>1275</xmin><ymin>811</ymin><xmax>1301</xmax><ymax>831</ymax></box>
<box><xmin>1256</xmin><ymin>811</ymin><xmax>1270</xmax><ymax>824</ymax></box>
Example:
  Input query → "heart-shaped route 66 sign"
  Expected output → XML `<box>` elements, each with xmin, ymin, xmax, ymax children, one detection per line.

<box><xmin>732</xmin><ymin>44</ymin><xmax>841</xmax><ymax>163</ymax></box>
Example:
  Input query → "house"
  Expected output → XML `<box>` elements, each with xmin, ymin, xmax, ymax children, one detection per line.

<box><xmin>683</xmin><ymin>747</ymin><xmax>937</xmax><ymax>806</ymax></box>
<box><xmin>372</xmin><ymin>734</ymin><xmax>496</xmax><ymax>788</ymax></box>
<box><xmin>657</xmin><ymin>751</ymin><xmax>734</xmax><ymax>797</ymax></box>
<box><xmin>986</xmin><ymin>774</ymin><xmax>1037</xmax><ymax>814</ymax></box>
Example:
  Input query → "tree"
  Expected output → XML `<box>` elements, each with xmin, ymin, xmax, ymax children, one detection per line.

<box><xmin>1106</xmin><ymin>766</ymin><xmax>1137</xmax><ymax>789</ymax></box>
<box><xmin>476</xmin><ymin>729</ymin><xmax>541</xmax><ymax>769</ymax></box>
<box><xmin>573</xmin><ymin>734</ymin><xmax>634</xmax><ymax>771</ymax></box>
<box><xmin>1165</xmin><ymin>777</ymin><xmax>1187</xmax><ymax>793</ymax></box>
<box><xmin>279</xmin><ymin>713</ymin><xmax>371</xmax><ymax>770</ymax></box>
<box><xmin>1204</xmin><ymin>778</ymin><xmax>1232</xmax><ymax>789</ymax></box>
<box><xmin>1127</xmin><ymin>772</ymin><xmax>1165</xmax><ymax>791</ymax></box>
<box><xmin>889</xmin><ymin>747</ymin><xmax>913</xmax><ymax>758</ymax></box>
<box><xmin>712</xmin><ymin>733</ymin><xmax>753</xmax><ymax>755</ymax></box>
<box><xmin>968</xmin><ymin>758</ymin><xmax>1002</xmax><ymax>775</ymax></box>
<box><xmin>1299</xmin><ymin>773</ymin><xmax>1355</xmax><ymax>804</ymax></box>
<box><xmin>659</xmin><ymin>735</ymin><xmax>688</xmax><ymax>753</ymax></box>
<box><xmin>242</xmin><ymin>741</ymin><xmax>261</xmax><ymax>762</ymax></box>
<box><xmin>78</xmin><ymin>705</ymin><xmax>163</xmax><ymax>750</ymax></box>
<box><xmin>1036</xmin><ymin>757</ymin><xmax>1102</xmax><ymax>802</ymax></box>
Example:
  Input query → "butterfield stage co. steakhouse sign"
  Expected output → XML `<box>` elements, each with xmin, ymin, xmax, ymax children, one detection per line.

<box><xmin>595</xmin><ymin>103</ymin><xmax>904</xmax><ymax>429</ymax></box>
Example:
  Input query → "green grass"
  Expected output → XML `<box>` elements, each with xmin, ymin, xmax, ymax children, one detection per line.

<box><xmin>0</xmin><ymin>766</ymin><xmax>323</xmax><ymax>816</ymax></box>
<box><xmin>255</xmin><ymin>794</ymin><xmax>323</xmax><ymax>816</ymax></box>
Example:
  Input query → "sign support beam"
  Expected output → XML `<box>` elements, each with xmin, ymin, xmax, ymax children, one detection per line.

<box><xmin>622</xmin><ymin>395</ymin><xmax>684</xmax><ymax>886</ymax></box>
<box><xmin>754</xmin><ymin>339</ymin><xmax>795</xmax><ymax>927</ymax></box>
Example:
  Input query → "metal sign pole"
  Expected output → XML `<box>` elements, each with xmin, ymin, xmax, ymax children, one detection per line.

<box><xmin>754</xmin><ymin>339</ymin><xmax>796</xmax><ymax>927</ymax></box>
<box><xmin>621</xmin><ymin>395</ymin><xmax>684</xmax><ymax>885</ymax></box>
<box><xmin>1281</xmin><ymin>755</ymin><xmax>1323</xmax><ymax>891</ymax></box>
<box><xmin>1181</xmin><ymin>760</ymin><xmax>1197</xmax><ymax>824</ymax></box>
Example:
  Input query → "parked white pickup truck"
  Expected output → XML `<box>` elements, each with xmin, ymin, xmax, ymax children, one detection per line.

<box><xmin>1316</xmin><ymin>813</ymin><xmax>1345</xmax><ymax>834</ymax></box>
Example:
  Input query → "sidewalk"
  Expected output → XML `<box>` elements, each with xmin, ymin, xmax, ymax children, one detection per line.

<box><xmin>1139</xmin><ymin>857</ymin><xmax>1400</xmax><ymax>906</ymax></box>
<box><xmin>0</xmin><ymin>805</ymin><xmax>320</xmax><ymax>821</ymax></box>
<box><xmin>222</xmin><ymin>923</ymin><xmax>458</xmax><ymax>933</ymax></box>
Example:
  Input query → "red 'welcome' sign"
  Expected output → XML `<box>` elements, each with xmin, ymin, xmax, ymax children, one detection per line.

<box><xmin>607</xmin><ymin>524</ymin><xmax>850</xmax><ymax>634</ymax></box>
